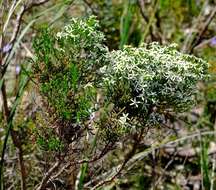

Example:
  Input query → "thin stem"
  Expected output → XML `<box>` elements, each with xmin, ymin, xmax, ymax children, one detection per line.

<box><xmin>139</xmin><ymin>0</ymin><xmax>159</xmax><ymax>45</ymax></box>
<box><xmin>36</xmin><ymin>161</ymin><xmax>61</xmax><ymax>190</ymax></box>
<box><xmin>92</xmin><ymin>130</ymin><xmax>144</xmax><ymax>190</ymax></box>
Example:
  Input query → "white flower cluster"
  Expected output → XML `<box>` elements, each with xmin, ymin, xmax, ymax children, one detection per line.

<box><xmin>57</xmin><ymin>16</ymin><xmax>100</xmax><ymax>37</ymax></box>
<box><xmin>55</xmin><ymin>16</ymin><xmax>109</xmax><ymax>72</ymax></box>
<box><xmin>56</xmin><ymin>16</ymin><xmax>105</xmax><ymax>48</ymax></box>
<box><xmin>102</xmin><ymin>42</ymin><xmax>208</xmax><ymax>117</ymax></box>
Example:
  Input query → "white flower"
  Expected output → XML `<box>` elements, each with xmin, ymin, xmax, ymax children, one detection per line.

<box><xmin>130</xmin><ymin>98</ymin><xmax>141</xmax><ymax>108</ymax></box>
<box><xmin>119</xmin><ymin>113</ymin><xmax>129</xmax><ymax>125</ymax></box>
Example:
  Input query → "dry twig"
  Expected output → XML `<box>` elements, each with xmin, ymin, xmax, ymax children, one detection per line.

<box><xmin>0</xmin><ymin>1</ymin><xmax>50</xmax><ymax>190</ymax></box>
<box><xmin>36</xmin><ymin>161</ymin><xmax>61</xmax><ymax>190</ymax></box>
<box><xmin>182</xmin><ymin>2</ymin><xmax>216</xmax><ymax>53</ymax></box>
<box><xmin>91</xmin><ymin>130</ymin><xmax>144</xmax><ymax>190</ymax></box>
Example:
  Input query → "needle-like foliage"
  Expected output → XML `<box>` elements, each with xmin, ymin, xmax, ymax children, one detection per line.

<box><xmin>33</xmin><ymin>16</ymin><xmax>108</xmax><ymax>122</ymax></box>
<box><xmin>33</xmin><ymin>16</ymin><xmax>208</xmax><ymax>140</ymax></box>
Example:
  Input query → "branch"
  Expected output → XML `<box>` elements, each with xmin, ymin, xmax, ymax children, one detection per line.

<box><xmin>91</xmin><ymin>159</ymin><xmax>127</xmax><ymax>190</ymax></box>
<box><xmin>91</xmin><ymin>131</ymin><xmax>144</xmax><ymax>189</ymax></box>
<box><xmin>137</xmin><ymin>0</ymin><xmax>157</xmax><ymax>41</ymax></box>
<box><xmin>191</xmin><ymin>5</ymin><xmax>216</xmax><ymax>51</ymax></box>
<box><xmin>42</xmin><ymin>141</ymin><xmax>116</xmax><ymax>186</ymax></box>
<box><xmin>182</xmin><ymin>2</ymin><xmax>216</xmax><ymax>53</ymax></box>
<box><xmin>2</xmin><ymin>0</ymin><xmax>50</xmax><ymax>71</ymax></box>
<box><xmin>86</xmin><ymin>130</ymin><xmax>216</xmax><ymax>189</ymax></box>
<box><xmin>36</xmin><ymin>161</ymin><xmax>61</xmax><ymax>190</ymax></box>
<box><xmin>76</xmin><ymin>141</ymin><xmax>115</xmax><ymax>165</ymax></box>
<box><xmin>82</xmin><ymin>0</ymin><xmax>97</xmax><ymax>15</ymax></box>
<box><xmin>139</xmin><ymin>0</ymin><xmax>159</xmax><ymax>44</ymax></box>
<box><xmin>10</xmin><ymin>0</ymin><xmax>50</xmax><ymax>45</ymax></box>
<box><xmin>1</xmin><ymin>81</ymin><xmax>9</xmax><ymax>119</ymax></box>
<box><xmin>164</xmin><ymin>141</ymin><xmax>216</xmax><ymax>158</ymax></box>
<box><xmin>0</xmin><ymin>76</ymin><xmax>30</xmax><ymax>190</ymax></box>
<box><xmin>137</xmin><ymin>0</ymin><xmax>149</xmax><ymax>23</ymax></box>
<box><xmin>50</xmin><ymin>163</ymin><xmax>70</xmax><ymax>179</ymax></box>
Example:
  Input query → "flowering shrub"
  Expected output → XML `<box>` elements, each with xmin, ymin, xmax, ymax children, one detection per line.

<box><xmin>33</xmin><ymin>16</ymin><xmax>108</xmax><ymax>123</ymax></box>
<box><xmin>33</xmin><ymin>16</ymin><xmax>208</xmax><ymax>142</ymax></box>
<box><xmin>101</xmin><ymin>43</ymin><xmax>208</xmax><ymax>131</ymax></box>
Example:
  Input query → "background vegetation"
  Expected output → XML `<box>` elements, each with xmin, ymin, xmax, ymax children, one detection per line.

<box><xmin>0</xmin><ymin>0</ymin><xmax>216</xmax><ymax>189</ymax></box>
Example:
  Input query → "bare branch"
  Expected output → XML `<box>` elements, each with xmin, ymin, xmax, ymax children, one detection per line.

<box><xmin>137</xmin><ymin>0</ymin><xmax>149</xmax><ymax>23</ymax></box>
<box><xmin>182</xmin><ymin>2</ymin><xmax>216</xmax><ymax>53</ymax></box>
<box><xmin>36</xmin><ymin>161</ymin><xmax>61</xmax><ymax>190</ymax></box>
<box><xmin>91</xmin><ymin>159</ymin><xmax>127</xmax><ymax>190</ymax></box>
<box><xmin>9</xmin><ymin>0</ymin><xmax>50</xmax><ymax>45</ymax></box>
<box><xmin>76</xmin><ymin>141</ymin><xmax>115</xmax><ymax>165</ymax></box>
<box><xmin>191</xmin><ymin>5</ymin><xmax>216</xmax><ymax>51</ymax></box>
<box><xmin>91</xmin><ymin>131</ymin><xmax>144</xmax><ymax>189</ymax></box>
<box><xmin>82</xmin><ymin>0</ymin><xmax>97</xmax><ymax>15</ymax></box>
<box><xmin>86</xmin><ymin>130</ymin><xmax>216</xmax><ymax>189</ymax></box>
<box><xmin>137</xmin><ymin>0</ymin><xmax>157</xmax><ymax>41</ymax></box>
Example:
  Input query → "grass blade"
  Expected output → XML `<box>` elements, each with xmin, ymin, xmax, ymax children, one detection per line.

<box><xmin>119</xmin><ymin>0</ymin><xmax>136</xmax><ymax>49</ymax></box>
<box><xmin>200</xmin><ymin>137</ymin><xmax>211</xmax><ymax>189</ymax></box>
<box><xmin>77</xmin><ymin>163</ymin><xmax>88</xmax><ymax>190</ymax></box>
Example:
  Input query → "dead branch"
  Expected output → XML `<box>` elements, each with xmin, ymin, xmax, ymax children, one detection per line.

<box><xmin>10</xmin><ymin>0</ymin><xmax>49</xmax><ymax>45</ymax></box>
<box><xmin>86</xmin><ymin>131</ymin><xmax>216</xmax><ymax>188</ymax></box>
<box><xmin>91</xmin><ymin>130</ymin><xmax>144</xmax><ymax>190</ymax></box>
<box><xmin>91</xmin><ymin>159</ymin><xmax>127</xmax><ymax>190</ymax></box>
<box><xmin>44</xmin><ymin>141</ymin><xmax>116</xmax><ymax>186</ymax></box>
<box><xmin>191</xmin><ymin>5</ymin><xmax>216</xmax><ymax>51</ymax></box>
<box><xmin>0</xmin><ymin>1</ymin><xmax>50</xmax><ymax>189</ymax></box>
<box><xmin>82</xmin><ymin>0</ymin><xmax>97</xmax><ymax>15</ymax></box>
<box><xmin>164</xmin><ymin>141</ymin><xmax>216</xmax><ymax>158</ymax></box>
<box><xmin>76</xmin><ymin>141</ymin><xmax>115</xmax><ymax>165</ymax></box>
<box><xmin>137</xmin><ymin>0</ymin><xmax>158</xmax><ymax>41</ymax></box>
<box><xmin>182</xmin><ymin>2</ymin><xmax>216</xmax><ymax>53</ymax></box>
<box><xmin>36</xmin><ymin>161</ymin><xmax>61</xmax><ymax>190</ymax></box>
<box><xmin>137</xmin><ymin>0</ymin><xmax>149</xmax><ymax>23</ymax></box>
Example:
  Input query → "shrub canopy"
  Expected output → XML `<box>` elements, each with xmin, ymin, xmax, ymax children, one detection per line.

<box><xmin>33</xmin><ymin>16</ymin><xmax>208</xmax><ymax>136</ymax></box>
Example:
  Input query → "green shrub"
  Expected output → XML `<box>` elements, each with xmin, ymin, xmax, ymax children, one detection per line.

<box><xmin>33</xmin><ymin>16</ymin><xmax>108</xmax><ymax>123</ymax></box>
<box><xmin>33</xmin><ymin>16</ymin><xmax>208</xmax><ymax>141</ymax></box>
